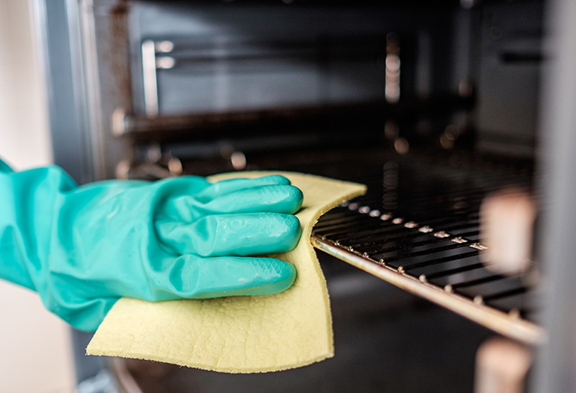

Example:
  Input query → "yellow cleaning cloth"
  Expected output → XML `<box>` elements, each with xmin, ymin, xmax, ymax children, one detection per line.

<box><xmin>87</xmin><ymin>172</ymin><xmax>366</xmax><ymax>373</ymax></box>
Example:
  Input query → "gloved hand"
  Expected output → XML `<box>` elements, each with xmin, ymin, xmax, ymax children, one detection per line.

<box><xmin>0</xmin><ymin>160</ymin><xmax>303</xmax><ymax>332</ymax></box>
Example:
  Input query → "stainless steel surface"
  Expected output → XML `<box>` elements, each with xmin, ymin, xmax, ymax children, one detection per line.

<box><xmin>533</xmin><ymin>0</ymin><xmax>576</xmax><ymax>390</ymax></box>
<box><xmin>79</xmin><ymin>0</ymin><xmax>132</xmax><ymax>181</ymax></box>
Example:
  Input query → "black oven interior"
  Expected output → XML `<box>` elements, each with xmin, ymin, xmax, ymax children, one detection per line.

<box><xmin>35</xmin><ymin>0</ymin><xmax>558</xmax><ymax>392</ymax></box>
<box><xmin>117</xmin><ymin>0</ymin><xmax>540</xmax><ymax>179</ymax></box>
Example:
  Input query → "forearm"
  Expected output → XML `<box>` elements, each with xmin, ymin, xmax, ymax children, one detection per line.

<box><xmin>0</xmin><ymin>161</ymin><xmax>77</xmax><ymax>291</ymax></box>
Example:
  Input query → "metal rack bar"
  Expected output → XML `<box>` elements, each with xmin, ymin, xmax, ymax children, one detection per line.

<box><xmin>311</xmin><ymin>236</ymin><xmax>546</xmax><ymax>345</ymax></box>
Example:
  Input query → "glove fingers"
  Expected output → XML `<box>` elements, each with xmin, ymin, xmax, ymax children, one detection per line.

<box><xmin>161</xmin><ymin>184</ymin><xmax>303</xmax><ymax>222</ymax></box>
<box><xmin>157</xmin><ymin>213</ymin><xmax>301</xmax><ymax>256</ymax></box>
<box><xmin>151</xmin><ymin>256</ymin><xmax>296</xmax><ymax>300</ymax></box>
<box><xmin>155</xmin><ymin>175</ymin><xmax>211</xmax><ymax>199</ymax></box>
<box><xmin>196</xmin><ymin>175</ymin><xmax>291</xmax><ymax>202</ymax></box>
<box><xmin>205</xmin><ymin>184</ymin><xmax>303</xmax><ymax>214</ymax></box>
<box><xmin>153</xmin><ymin>176</ymin><xmax>212</xmax><ymax>222</ymax></box>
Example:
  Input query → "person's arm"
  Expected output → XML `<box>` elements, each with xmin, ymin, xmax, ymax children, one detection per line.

<box><xmin>0</xmin><ymin>160</ymin><xmax>78</xmax><ymax>292</ymax></box>
<box><xmin>0</xmin><ymin>160</ymin><xmax>302</xmax><ymax>331</ymax></box>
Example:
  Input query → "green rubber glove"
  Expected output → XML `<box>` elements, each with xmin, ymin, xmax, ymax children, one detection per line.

<box><xmin>0</xmin><ymin>160</ymin><xmax>303</xmax><ymax>332</ymax></box>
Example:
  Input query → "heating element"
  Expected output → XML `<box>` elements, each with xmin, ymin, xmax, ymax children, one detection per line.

<box><xmin>308</xmin><ymin>151</ymin><xmax>545</xmax><ymax>345</ymax></box>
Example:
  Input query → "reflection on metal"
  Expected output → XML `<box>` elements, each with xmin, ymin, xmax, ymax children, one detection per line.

<box><xmin>145</xmin><ymin>143</ymin><xmax>162</xmax><ymax>163</ymax></box>
<box><xmin>384</xmin><ymin>120</ymin><xmax>399</xmax><ymax>140</ymax></box>
<box><xmin>393</xmin><ymin>137</ymin><xmax>409</xmax><ymax>154</ymax></box>
<box><xmin>156</xmin><ymin>57</ymin><xmax>175</xmax><ymax>70</ymax></box>
<box><xmin>311</xmin><ymin>236</ymin><xmax>546</xmax><ymax>345</ymax></box>
<box><xmin>471</xmin><ymin>243</ymin><xmax>489</xmax><ymax>251</ymax></box>
<box><xmin>112</xmin><ymin>107</ymin><xmax>126</xmax><ymax>137</ymax></box>
<box><xmin>155</xmin><ymin>40</ymin><xmax>174</xmax><ymax>53</ymax></box>
<box><xmin>440</xmin><ymin>131</ymin><xmax>455</xmax><ymax>150</ymax></box>
<box><xmin>385</xmin><ymin>33</ymin><xmax>401</xmax><ymax>103</ymax></box>
<box><xmin>142</xmin><ymin>40</ymin><xmax>159</xmax><ymax>118</ymax></box>
<box><xmin>458</xmin><ymin>79</ymin><xmax>474</xmax><ymax>97</ymax></box>
<box><xmin>230</xmin><ymin>151</ymin><xmax>247</xmax><ymax>170</ymax></box>
<box><xmin>167</xmin><ymin>157</ymin><xmax>183</xmax><ymax>175</ymax></box>
<box><xmin>115</xmin><ymin>159</ymin><xmax>131</xmax><ymax>180</ymax></box>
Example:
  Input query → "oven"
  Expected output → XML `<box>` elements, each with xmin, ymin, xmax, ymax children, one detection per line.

<box><xmin>32</xmin><ymin>0</ymin><xmax>575</xmax><ymax>392</ymax></box>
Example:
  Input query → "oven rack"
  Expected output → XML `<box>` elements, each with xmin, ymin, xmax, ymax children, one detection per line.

<box><xmin>309</xmin><ymin>154</ymin><xmax>546</xmax><ymax>346</ymax></box>
<box><xmin>311</xmin><ymin>230</ymin><xmax>545</xmax><ymax>345</ymax></box>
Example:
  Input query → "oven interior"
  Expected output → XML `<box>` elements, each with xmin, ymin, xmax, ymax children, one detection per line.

<box><xmin>39</xmin><ymin>1</ymin><xmax>548</xmax><ymax>392</ymax></box>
